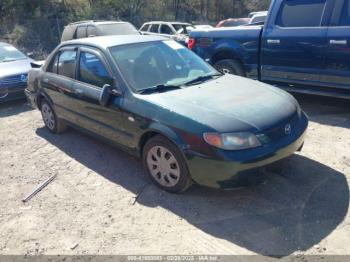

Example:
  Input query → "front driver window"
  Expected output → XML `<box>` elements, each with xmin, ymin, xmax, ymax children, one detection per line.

<box><xmin>78</xmin><ymin>51</ymin><xmax>112</xmax><ymax>87</ymax></box>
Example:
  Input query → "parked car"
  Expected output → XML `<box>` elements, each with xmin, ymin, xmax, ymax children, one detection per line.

<box><xmin>61</xmin><ymin>20</ymin><xmax>139</xmax><ymax>42</ymax></box>
<box><xmin>139</xmin><ymin>21</ymin><xmax>192</xmax><ymax>45</ymax></box>
<box><xmin>249</xmin><ymin>11</ymin><xmax>268</xmax><ymax>25</ymax></box>
<box><xmin>185</xmin><ymin>25</ymin><xmax>213</xmax><ymax>34</ymax></box>
<box><xmin>216</xmin><ymin>18</ymin><xmax>250</xmax><ymax>28</ymax></box>
<box><xmin>0</xmin><ymin>42</ymin><xmax>40</xmax><ymax>103</ymax></box>
<box><xmin>26</xmin><ymin>35</ymin><xmax>308</xmax><ymax>193</ymax></box>
<box><xmin>189</xmin><ymin>0</ymin><xmax>350</xmax><ymax>99</ymax></box>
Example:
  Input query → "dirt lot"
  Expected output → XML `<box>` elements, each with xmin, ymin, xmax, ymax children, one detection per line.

<box><xmin>0</xmin><ymin>94</ymin><xmax>349</xmax><ymax>258</ymax></box>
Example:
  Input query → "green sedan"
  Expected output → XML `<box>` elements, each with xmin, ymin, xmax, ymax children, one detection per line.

<box><xmin>25</xmin><ymin>35</ymin><xmax>308</xmax><ymax>193</ymax></box>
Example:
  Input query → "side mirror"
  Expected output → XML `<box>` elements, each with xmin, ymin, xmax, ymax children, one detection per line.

<box><xmin>27</xmin><ymin>52</ymin><xmax>34</xmax><ymax>58</ymax></box>
<box><xmin>99</xmin><ymin>84</ymin><xmax>121</xmax><ymax>107</ymax></box>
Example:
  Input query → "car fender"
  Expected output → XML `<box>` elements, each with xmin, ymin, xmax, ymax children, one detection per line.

<box><xmin>139</xmin><ymin>122</ymin><xmax>189</xmax><ymax>154</ymax></box>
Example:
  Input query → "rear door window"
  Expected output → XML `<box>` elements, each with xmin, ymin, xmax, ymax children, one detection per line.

<box><xmin>78</xmin><ymin>51</ymin><xmax>112</xmax><ymax>87</ymax></box>
<box><xmin>276</xmin><ymin>0</ymin><xmax>327</xmax><ymax>27</ymax></box>
<box><xmin>57</xmin><ymin>50</ymin><xmax>77</xmax><ymax>79</ymax></box>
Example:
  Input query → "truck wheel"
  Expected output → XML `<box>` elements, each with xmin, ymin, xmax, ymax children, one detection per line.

<box><xmin>214</xmin><ymin>59</ymin><xmax>245</xmax><ymax>76</ymax></box>
<box><xmin>142</xmin><ymin>135</ymin><xmax>192</xmax><ymax>193</ymax></box>
<box><xmin>40</xmin><ymin>100</ymin><xmax>66</xmax><ymax>134</ymax></box>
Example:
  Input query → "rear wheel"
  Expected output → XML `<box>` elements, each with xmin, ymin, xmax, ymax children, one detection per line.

<box><xmin>214</xmin><ymin>59</ymin><xmax>245</xmax><ymax>76</ymax></box>
<box><xmin>142</xmin><ymin>135</ymin><xmax>192</xmax><ymax>193</ymax></box>
<box><xmin>40</xmin><ymin>100</ymin><xmax>66</xmax><ymax>134</ymax></box>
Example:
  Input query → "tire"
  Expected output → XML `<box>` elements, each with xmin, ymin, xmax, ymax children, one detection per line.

<box><xmin>142</xmin><ymin>135</ymin><xmax>192</xmax><ymax>193</ymax></box>
<box><xmin>214</xmin><ymin>59</ymin><xmax>245</xmax><ymax>76</ymax></box>
<box><xmin>40</xmin><ymin>100</ymin><xmax>66</xmax><ymax>134</ymax></box>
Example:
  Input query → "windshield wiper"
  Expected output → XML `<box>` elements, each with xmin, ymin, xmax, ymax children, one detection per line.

<box><xmin>183</xmin><ymin>73</ymin><xmax>222</xmax><ymax>86</ymax></box>
<box><xmin>138</xmin><ymin>84</ymin><xmax>182</xmax><ymax>94</ymax></box>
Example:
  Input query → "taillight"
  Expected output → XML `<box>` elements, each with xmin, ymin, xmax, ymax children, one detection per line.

<box><xmin>188</xmin><ymin>38</ymin><xmax>196</xmax><ymax>49</ymax></box>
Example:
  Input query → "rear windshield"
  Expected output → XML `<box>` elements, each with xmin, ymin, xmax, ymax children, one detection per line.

<box><xmin>98</xmin><ymin>23</ymin><xmax>140</xmax><ymax>35</ymax></box>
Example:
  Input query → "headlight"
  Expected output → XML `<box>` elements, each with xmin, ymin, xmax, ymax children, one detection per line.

<box><xmin>203</xmin><ymin>132</ymin><xmax>262</xmax><ymax>150</ymax></box>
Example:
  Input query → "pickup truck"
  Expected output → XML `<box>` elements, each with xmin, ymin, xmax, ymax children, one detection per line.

<box><xmin>189</xmin><ymin>0</ymin><xmax>350</xmax><ymax>99</ymax></box>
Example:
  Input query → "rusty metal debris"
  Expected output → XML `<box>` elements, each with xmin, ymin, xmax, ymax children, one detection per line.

<box><xmin>22</xmin><ymin>174</ymin><xmax>57</xmax><ymax>203</ymax></box>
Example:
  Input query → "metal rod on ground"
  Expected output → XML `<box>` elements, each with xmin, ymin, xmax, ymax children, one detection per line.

<box><xmin>22</xmin><ymin>174</ymin><xmax>57</xmax><ymax>203</ymax></box>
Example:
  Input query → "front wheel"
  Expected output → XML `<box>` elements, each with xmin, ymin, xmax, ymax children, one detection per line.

<box><xmin>40</xmin><ymin>100</ymin><xmax>66</xmax><ymax>134</ymax></box>
<box><xmin>214</xmin><ymin>59</ymin><xmax>245</xmax><ymax>76</ymax></box>
<box><xmin>142</xmin><ymin>135</ymin><xmax>192</xmax><ymax>193</ymax></box>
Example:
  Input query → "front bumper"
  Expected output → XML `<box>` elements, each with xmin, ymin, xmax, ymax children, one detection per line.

<box><xmin>25</xmin><ymin>88</ymin><xmax>38</xmax><ymax>108</ymax></box>
<box><xmin>0</xmin><ymin>85</ymin><xmax>26</xmax><ymax>103</ymax></box>
<box><xmin>186</xmin><ymin>117</ymin><xmax>308</xmax><ymax>189</ymax></box>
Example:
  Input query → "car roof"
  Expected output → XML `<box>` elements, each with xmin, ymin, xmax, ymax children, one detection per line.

<box><xmin>67</xmin><ymin>20</ymin><xmax>128</xmax><ymax>27</ymax></box>
<box><xmin>61</xmin><ymin>35</ymin><xmax>167</xmax><ymax>49</ymax></box>
<box><xmin>144</xmin><ymin>21</ymin><xmax>191</xmax><ymax>25</ymax></box>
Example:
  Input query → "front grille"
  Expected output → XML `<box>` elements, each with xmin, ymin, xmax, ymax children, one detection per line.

<box><xmin>0</xmin><ymin>74</ymin><xmax>27</xmax><ymax>87</ymax></box>
<box><xmin>262</xmin><ymin>112</ymin><xmax>300</xmax><ymax>141</ymax></box>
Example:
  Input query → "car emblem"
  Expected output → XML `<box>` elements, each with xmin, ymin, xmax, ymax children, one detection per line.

<box><xmin>21</xmin><ymin>74</ymin><xmax>27</xmax><ymax>82</ymax></box>
<box><xmin>285</xmin><ymin>124</ymin><xmax>292</xmax><ymax>135</ymax></box>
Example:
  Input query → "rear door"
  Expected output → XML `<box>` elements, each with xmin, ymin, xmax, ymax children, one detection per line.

<box><xmin>320</xmin><ymin>0</ymin><xmax>350</xmax><ymax>89</ymax></box>
<box><xmin>261</xmin><ymin>0</ymin><xmax>333</xmax><ymax>87</ymax></box>
<box><xmin>41</xmin><ymin>47</ymin><xmax>79</xmax><ymax>122</ymax></box>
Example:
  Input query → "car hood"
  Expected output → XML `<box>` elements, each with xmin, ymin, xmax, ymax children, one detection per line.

<box><xmin>0</xmin><ymin>59</ymin><xmax>32</xmax><ymax>78</ymax></box>
<box><xmin>141</xmin><ymin>74</ymin><xmax>298</xmax><ymax>133</ymax></box>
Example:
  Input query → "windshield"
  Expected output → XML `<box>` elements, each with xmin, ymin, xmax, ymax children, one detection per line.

<box><xmin>0</xmin><ymin>44</ymin><xmax>27</xmax><ymax>62</ymax></box>
<box><xmin>109</xmin><ymin>40</ymin><xmax>219</xmax><ymax>93</ymax></box>
<box><xmin>99</xmin><ymin>23</ymin><xmax>139</xmax><ymax>35</ymax></box>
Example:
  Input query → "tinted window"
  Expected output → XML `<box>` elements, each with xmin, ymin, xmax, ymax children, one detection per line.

<box><xmin>76</xmin><ymin>26</ymin><xmax>87</xmax><ymax>38</ymax></box>
<box><xmin>78</xmin><ymin>52</ymin><xmax>112</xmax><ymax>87</ymax></box>
<box><xmin>160</xmin><ymin>25</ymin><xmax>173</xmax><ymax>34</ymax></box>
<box><xmin>58</xmin><ymin>50</ymin><xmax>77</xmax><ymax>79</ymax></box>
<box><xmin>87</xmin><ymin>26</ymin><xmax>98</xmax><ymax>37</ymax></box>
<box><xmin>150</xmin><ymin>24</ymin><xmax>159</xmax><ymax>33</ymax></box>
<box><xmin>340</xmin><ymin>0</ymin><xmax>350</xmax><ymax>26</ymax></box>
<box><xmin>276</xmin><ymin>0</ymin><xmax>326</xmax><ymax>27</ymax></box>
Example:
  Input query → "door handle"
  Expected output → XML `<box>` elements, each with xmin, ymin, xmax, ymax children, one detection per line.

<box><xmin>330</xmin><ymin>39</ymin><xmax>347</xmax><ymax>45</ymax></box>
<box><xmin>267</xmin><ymin>39</ymin><xmax>280</xmax><ymax>44</ymax></box>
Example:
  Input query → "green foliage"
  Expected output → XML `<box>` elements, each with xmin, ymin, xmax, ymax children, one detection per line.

<box><xmin>0</xmin><ymin>0</ymin><xmax>271</xmax><ymax>58</ymax></box>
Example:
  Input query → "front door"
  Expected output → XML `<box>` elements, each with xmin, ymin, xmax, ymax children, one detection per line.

<box><xmin>71</xmin><ymin>47</ymin><xmax>130</xmax><ymax>145</ymax></box>
<box><xmin>261</xmin><ymin>0</ymin><xmax>331</xmax><ymax>87</ymax></box>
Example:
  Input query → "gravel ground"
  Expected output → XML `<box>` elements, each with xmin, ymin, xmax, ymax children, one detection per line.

<box><xmin>0</xmin><ymin>95</ymin><xmax>349</xmax><ymax>258</ymax></box>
